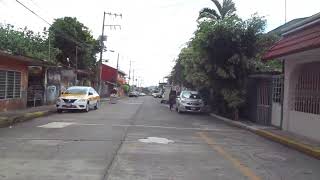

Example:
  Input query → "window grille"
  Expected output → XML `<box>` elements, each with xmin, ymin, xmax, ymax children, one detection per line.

<box><xmin>272</xmin><ymin>76</ymin><xmax>283</xmax><ymax>103</ymax></box>
<box><xmin>14</xmin><ymin>72</ymin><xmax>21</xmax><ymax>98</ymax></box>
<box><xmin>0</xmin><ymin>70</ymin><xmax>22</xmax><ymax>100</ymax></box>
<box><xmin>7</xmin><ymin>71</ymin><xmax>15</xmax><ymax>98</ymax></box>
<box><xmin>0</xmin><ymin>71</ymin><xmax>5</xmax><ymax>99</ymax></box>
<box><xmin>294</xmin><ymin>71</ymin><xmax>320</xmax><ymax>115</ymax></box>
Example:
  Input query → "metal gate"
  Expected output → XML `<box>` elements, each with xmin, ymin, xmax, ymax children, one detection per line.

<box><xmin>257</xmin><ymin>80</ymin><xmax>271</xmax><ymax>125</ymax></box>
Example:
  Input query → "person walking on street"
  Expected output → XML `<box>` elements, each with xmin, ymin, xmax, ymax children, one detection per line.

<box><xmin>169</xmin><ymin>91</ymin><xmax>176</xmax><ymax>111</ymax></box>
<box><xmin>110</xmin><ymin>88</ymin><xmax>118</xmax><ymax>104</ymax></box>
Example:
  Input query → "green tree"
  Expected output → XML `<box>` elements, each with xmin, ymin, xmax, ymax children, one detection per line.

<box><xmin>49</xmin><ymin>17</ymin><xmax>100</xmax><ymax>70</ymax></box>
<box><xmin>122</xmin><ymin>84</ymin><xmax>130</xmax><ymax>94</ymax></box>
<box><xmin>171</xmin><ymin>14</ymin><xmax>278</xmax><ymax>120</ymax></box>
<box><xmin>0</xmin><ymin>24</ymin><xmax>59</xmax><ymax>62</ymax></box>
<box><xmin>198</xmin><ymin>0</ymin><xmax>236</xmax><ymax>21</ymax></box>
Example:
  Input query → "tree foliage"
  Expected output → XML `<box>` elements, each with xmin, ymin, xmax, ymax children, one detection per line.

<box><xmin>122</xmin><ymin>84</ymin><xmax>130</xmax><ymax>94</ymax></box>
<box><xmin>0</xmin><ymin>24</ymin><xmax>59</xmax><ymax>61</ymax></box>
<box><xmin>170</xmin><ymin>12</ymin><xmax>279</xmax><ymax>118</ymax></box>
<box><xmin>0</xmin><ymin>17</ymin><xmax>100</xmax><ymax>72</ymax></box>
<box><xmin>49</xmin><ymin>17</ymin><xmax>100</xmax><ymax>70</ymax></box>
<box><xmin>198</xmin><ymin>0</ymin><xmax>236</xmax><ymax>21</ymax></box>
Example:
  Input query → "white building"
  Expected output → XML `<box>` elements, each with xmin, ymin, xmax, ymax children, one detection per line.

<box><xmin>263</xmin><ymin>13</ymin><xmax>320</xmax><ymax>141</ymax></box>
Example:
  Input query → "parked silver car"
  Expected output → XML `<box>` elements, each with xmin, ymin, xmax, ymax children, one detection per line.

<box><xmin>176</xmin><ymin>91</ymin><xmax>204</xmax><ymax>113</ymax></box>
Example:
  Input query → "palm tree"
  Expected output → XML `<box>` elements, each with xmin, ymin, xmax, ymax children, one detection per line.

<box><xmin>198</xmin><ymin>0</ymin><xmax>236</xmax><ymax>20</ymax></box>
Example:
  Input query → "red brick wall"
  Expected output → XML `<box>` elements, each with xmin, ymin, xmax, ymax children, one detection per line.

<box><xmin>0</xmin><ymin>57</ymin><xmax>28</xmax><ymax>112</ymax></box>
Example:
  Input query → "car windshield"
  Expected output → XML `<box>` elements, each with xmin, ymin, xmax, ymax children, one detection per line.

<box><xmin>182</xmin><ymin>92</ymin><xmax>201</xmax><ymax>99</ymax></box>
<box><xmin>65</xmin><ymin>88</ymin><xmax>88</xmax><ymax>95</ymax></box>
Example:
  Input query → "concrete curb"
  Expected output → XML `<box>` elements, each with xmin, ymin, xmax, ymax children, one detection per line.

<box><xmin>210</xmin><ymin>113</ymin><xmax>320</xmax><ymax>160</ymax></box>
<box><xmin>0</xmin><ymin>110</ymin><xmax>56</xmax><ymax>128</ymax></box>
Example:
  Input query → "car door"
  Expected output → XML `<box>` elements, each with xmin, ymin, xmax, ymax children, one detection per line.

<box><xmin>88</xmin><ymin>88</ymin><xmax>96</xmax><ymax>107</ymax></box>
<box><xmin>93</xmin><ymin>88</ymin><xmax>100</xmax><ymax>102</ymax></box>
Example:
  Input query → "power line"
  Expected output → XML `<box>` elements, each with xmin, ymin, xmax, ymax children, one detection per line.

<box><xmin>15</xmin><ymin>0</ymin><xmax>95</xmax><ymax>50</ymax></box>
<box><xmin>27</xmin><ymin>0</ymin><xmax>41</xmax><ymax>10</ymax></box>
<box><xmin>16</xmin><ymin>0</ymin><xmax>51</xmax><ymax>25</ymax></box>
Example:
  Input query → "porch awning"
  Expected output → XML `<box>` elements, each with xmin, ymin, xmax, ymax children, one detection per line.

<box><xmin>262</xmin><ymin>25</ymin><xmax>320</xmax><ymax>60</ymax></box>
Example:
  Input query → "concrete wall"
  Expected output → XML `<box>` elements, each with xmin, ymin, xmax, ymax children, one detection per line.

<box><xmin>289</xmin><ymin>111</ymin><xmax>320</xmax><ymax>141</ymax></box>
<box><xmin>271</xmin><ymin>102</ymin><xmax>282</xmax><ymax>127</ymax></box>
<box><xmin>283</xmin><ymin>48</ymin><xmax>320</xmax><ymax>141</ymax></box>
<box><xmin>0</xmin><ymin>57</ymin><xmax>28</xmax><ymax>112</ymax></box>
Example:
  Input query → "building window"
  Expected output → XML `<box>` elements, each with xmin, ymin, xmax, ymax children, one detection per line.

<box><xmin>0</xmin><ymin>70</ymin><xmax>22</xmax><ymax>99</ymax></box>
<box><xmin>294</xmin><ymin>71</ymin><xmax>320</xmax><ymax>115</ymax></box>
<box><xmin>272</xmin><ymin>76</ymin><xmax>283</xmax><ymax>103</ymax></box>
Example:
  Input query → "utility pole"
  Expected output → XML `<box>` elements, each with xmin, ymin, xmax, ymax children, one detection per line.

<box><xmin>98</xmin><ymin>12</ymin><xmax>106</xmax><ymax>94</ymax></box>
<box><xmin>48</xmin><ymin>30</ymin><xmax>50</xmax><ymax>62</ymax></box>
<box><xmin>116</xmin><ymin>53</ymin><xmax>120</xmax><ymax>71</ymax></box>
<box><xmin>132</xmin><ymin>69</ymin><xmax>135</xmax><ymax>87</ymax></box>
<box><xmin>75</xmin><ymin>46</ymin><xmax>78</xmax><ymax>85</ymax></box>
<box><xmin>285</xmin><ymin>0</ymin><xmax>287</xmax><ymax>23</ymax></box>
<box><xmin>98</xmin><ymin>11</ymin><xmax>122</xmax><ymax>94</ymax></box>
<box><xmin>128</xmin><ymin>60</ymin><xmax>131</xmax><ymax>85</ymax></box>
<box><xmin>116</xmin><ymin>52</ymin><xmax>120</xmax><ymax>88</ymax></box>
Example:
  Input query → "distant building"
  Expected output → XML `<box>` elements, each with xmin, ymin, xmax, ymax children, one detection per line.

<box><xmin>100</xmin><ymin>64</ymin><xmax>127</xmax><ymax>97</ymax></box>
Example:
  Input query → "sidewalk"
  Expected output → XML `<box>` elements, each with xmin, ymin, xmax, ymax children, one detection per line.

<box><xmin>210</xmin><ymin>113</ymin><xmax>320</xmax><ymax>159</ymax></box>
<box><xmin>0</xmin><ymin>105</ymin><xmax>56</xmax><ymax>128</ymax></box>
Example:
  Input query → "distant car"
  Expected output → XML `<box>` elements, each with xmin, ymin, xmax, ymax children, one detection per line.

<box><xmin>176</xmin><ymin>91</ymin><xmax>204</xmax><ymax>113</ymax></box>
<box><xmin>56</xmin><ymin>86</ymin><xmax>100</xmax><ymax>113</ymax></box>
<box><xmin>129</xmin><ymin>91</ymin><xmax>139</xmax><ymax>97</ymax></box>
<box><xmin>139</xmin><ymin>92</ymin><xmax>146</xmax><ymax>96</ymax></box>
<box><xmin>152</xmin><ymin>92</ymin><xmax>162</xmax><ymax>98</ymax></box>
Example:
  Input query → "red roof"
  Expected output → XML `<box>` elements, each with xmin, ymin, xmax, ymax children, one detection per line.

<box><xmin>263</xmin><ymin>24</ymin><xmax>320</xmax><ymax>60</ymax></box>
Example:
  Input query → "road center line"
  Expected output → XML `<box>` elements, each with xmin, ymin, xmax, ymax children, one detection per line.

<box><xmin>112</xmin><ymin>124</ymin><xmax>242</xmax><ymax>132</ymax></box>
<box><xmin>197</xmin><ymin>132</ymin><xmax>261</xmax><ymax>180</ymax></box>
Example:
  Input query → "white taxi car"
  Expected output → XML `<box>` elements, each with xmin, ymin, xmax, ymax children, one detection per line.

<box><xmin>56</xmin><ymin>86</ymin><xmax>100</xmax><ymax>113</ymax></box>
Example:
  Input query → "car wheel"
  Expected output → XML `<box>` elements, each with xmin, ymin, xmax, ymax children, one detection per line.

<box><xmin>57</xmin><ymin>109</ymin><xmax>62</xmax><ymax>113</ymax></box>
<box><xmin>94</xmin><ymin>101</ymin><xmax>99</xmax><ymax>110</ymax></box>
<box><xmin>85</xmin><ymin>102</ymin><xmax>90</xmax><ymax>112</ymax></box>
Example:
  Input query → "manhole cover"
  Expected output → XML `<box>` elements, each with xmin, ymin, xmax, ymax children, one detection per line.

<box><xmin>38</xmin><ymin>122</ymin><xmax>74</xmax><ymax>128</ymax></box>
<box><xmin>138</xmin><ymin>137</ymin><xmax>174</xmax><ymax>144</ymax></box>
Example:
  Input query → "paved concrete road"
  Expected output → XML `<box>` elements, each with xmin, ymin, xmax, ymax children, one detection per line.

<box><xmin>0</xmin><ymin>97</ymin><xmax>319</xmax><ymax>180</ymax></box>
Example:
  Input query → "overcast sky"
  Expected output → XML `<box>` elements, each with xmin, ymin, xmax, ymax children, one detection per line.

<box><xmin>1</xmin><ymin>0</ymin><xmax>319</xmax><ymax>86</ymax></box>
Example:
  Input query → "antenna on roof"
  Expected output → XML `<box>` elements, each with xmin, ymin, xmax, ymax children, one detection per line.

<box><xmin>285</xmin><ymin>0</ymin><xmax>287</xmax><ymax>23</ymax></box>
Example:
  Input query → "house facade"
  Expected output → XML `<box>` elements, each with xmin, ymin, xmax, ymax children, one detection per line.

<box><xmin>0</xmin><ymin>52</ymin><xmax>36</xmax><ymax>111</ymax></box>
<box><xmin>0</xmin><ymin>51</ymin><xmax>88</xmax><ymax>111</ymax></box>
<box><xmin>100</xmin><ymin>64</ymin><xmax>127</xmax><ymax>97</ymax></box>
<box><xmin>263</xmin><ymin>13</ymin><xmax>320</xmax><ymax>141</ymax></box>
